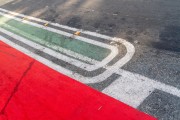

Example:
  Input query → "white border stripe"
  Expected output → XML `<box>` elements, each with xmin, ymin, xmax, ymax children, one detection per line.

<box><xmin>1</xmin><ymin>8</ymin><xmax>180</xmax><ymax>109</ymax></box>
<box><xmin>102</xmin><ymin>76</ymin><xmax>155</xmax><ymax>108</ymax></box>
<box><xmin>0</xmin><ymin>8</ymin><xmax>135</xmax><ymax>84</ymax></box>
<box><xmin>117</xmin><ymin>69</ymin><xmax>180</xmax><ymax>98</ymax></box>
<box><xmin>102</xmin><ymin>69</ymin><xmax>180</xmax><ymax>108</ymax></box>
<box><xmin>0</xmin><ymin>36</ymin><xmax>87</xmax><ymax>81</ymax></box>
<box><xmin>2</xmin><ymin>36</ymin><xmax>180</xmax><ymax>109</ymax></box>
<box><xmin>0</xmin><ymin>28</ymin><xmax>93</xmax><ymax>70</ymax></box>
<box><xmin>0</xmin><ymin>11</ymin><xmax>119</xmax><ymax>71</ymax></box>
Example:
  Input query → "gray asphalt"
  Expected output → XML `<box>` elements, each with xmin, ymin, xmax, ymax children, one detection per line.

<box><xmin>0</xmin><ymin>0</ymin><xmax>180</xmax><ymax>119</ymax></box>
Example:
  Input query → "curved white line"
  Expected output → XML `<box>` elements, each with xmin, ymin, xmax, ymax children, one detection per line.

<box><xmin>0</xmin><ymin>28</ymin><xmax>135</xmax><ymax>84</ymax></box>
<box><xmin>0</xmin><ymin>12</ymin><xmax>118</xmax><ymax>71</ymax></box>
<box><xmin>2</xmin><ymin>8</ymin><xmax>180</xmax><ymax>107</ymax></box>
<box><xmin>0</xmin><ymin>8</ymin><xmax>135</xmax><ymax>84</ymax></box>
<box><xmin>81</xmin><ymin>38</ymin><xmax>135</xmax><ymax>83</ymax></box>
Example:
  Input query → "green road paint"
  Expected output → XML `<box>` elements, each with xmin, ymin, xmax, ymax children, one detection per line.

<box><xmin>0</xmin><ymin>15</ymin><xmax>110</xmax><ymax>61</ymax></box>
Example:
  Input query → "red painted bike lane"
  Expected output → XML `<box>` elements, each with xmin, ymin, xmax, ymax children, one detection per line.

<box><xmin>0</xmin><ymin>41</ymin><xmax>156</xmax><ymax>120</ymax></box>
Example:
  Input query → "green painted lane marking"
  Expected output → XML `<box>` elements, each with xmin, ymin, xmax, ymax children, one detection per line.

<box><xmin>0</xmin><ymin>15</ymin><xmax>111</xmax><ymax>61</ymax></box>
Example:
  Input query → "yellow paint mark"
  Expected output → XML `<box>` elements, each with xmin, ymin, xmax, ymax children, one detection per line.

<box><xmin>22</xmin><ymin>17</ymin><xmax>28</xmax><ymax>20</ymax></box>
<box><xmin>74</xmin><ymin>31</ymin><xmax>81</xmax><ymax>36</ymax></box>
<box><xmin>44</xmin><ymin>22</ymin><xmax>49</xmax><ymax>26</ymax></box>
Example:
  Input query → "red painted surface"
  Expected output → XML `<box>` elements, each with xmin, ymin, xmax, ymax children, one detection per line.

<box><xmin>0</xmin><ymin>41</ymin><xmax>156</xmax><ymax>120</ymax></box>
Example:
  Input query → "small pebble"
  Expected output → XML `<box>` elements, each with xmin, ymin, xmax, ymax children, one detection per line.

<box><xmin>134</xmin><ymin>40</ymin><xmax>139</xmax><ymax>44</ymax></box>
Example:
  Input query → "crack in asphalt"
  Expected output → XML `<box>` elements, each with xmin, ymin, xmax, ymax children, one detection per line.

<box><xmin>0</xmin><ymin>60</ymin><xmax>35</xmax><ymax>115</ymax></box>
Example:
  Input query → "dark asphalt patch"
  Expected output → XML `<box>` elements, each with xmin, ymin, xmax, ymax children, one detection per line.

<box><xmin>66</xmin><ymin>16</ymin><xmax>82</xmax><ymax>29</ymax></box>
<box><xmin>87</xmin><ymin>73</ymin><xmax>120</xmax><ymax>91</ymax></box>
<box><xmin>122</xmin><ymin>45</ymin><xmax>180</xmax><ymax>89</ymax></box>
<box><xmin>138</xmin><ymin>89</ymin><xmax>180</xmax><ymax>120</ymax></box>
<box><xmin>152</xmin><ymin>25</ymin><xmax>180</xmax><ymax>52</ymax></box>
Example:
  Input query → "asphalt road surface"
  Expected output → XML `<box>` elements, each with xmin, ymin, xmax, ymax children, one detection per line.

<box><xmin>0</xmin><ymin>0</ymin><xmax>180</xmax><ymax>119</ymax></box>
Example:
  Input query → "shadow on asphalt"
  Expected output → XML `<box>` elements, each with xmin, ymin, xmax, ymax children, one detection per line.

<box><xmin>152</xmin><ymin>25</ymin><xmax>180</xmax><ymax>52</ymax></box>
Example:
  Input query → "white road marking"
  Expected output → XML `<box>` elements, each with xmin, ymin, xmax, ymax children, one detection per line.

<box><xmin>117</xmin><ymin>69</ymin><xmax>180</xmax><ymax>98</ymax></box>
<box><xmin>0</xmin><ymin>28</ymin><xmax>92</xmax><ymax>70</ymax></box>
<box><xmin>103</xmin><ymin>69</ymin><xmax>180</xmax><ymax>108</ymax></box>
<box><xmin>0</xmin><ymin>9</ymin><xmax>135</xmax><ymax>84</ymax></box>
<box><xmin>0</xmin><ymin>35</ymin><xmax>85</xmax><ymax>80</ymax></box>
<box><xmin>0</xmin><ymin>28</ymin><xmax>132</xmax><ymax>84</ymax></box>
<box><xmin>0</xmin><ymin>8</ymin><xmax>180</xmax><ymax>109</ymax></box>
<box><xmin>89</xmin><ymin>37</ymin><xmax>135</xmax><ymax>83</ymax></box>
<box><xmin>0</xmin><ymin>0</ymin><xmax>14</xmax><ymax>6</ymax></box>
<box><xmin>102</xmin><ymin>76</ymin><xmax>154</xmax><ymax>108</ymax></box>
<box><xmin>0</xmin><ymin>11</ymin><xmax>119</xmax><ymax>72</ymax></box>
<box><xmin>0</xmin><ymin>16</ymin><xmax>98</xmax><ymax>66</ymax></box>
<box><xmin>2</xmin><ymin>35</ymin><xmax>180</xmax><ymax>109</ymax></box>
<box><xmin>0</xmin><ymin>8</ymin><xmax>135</xmax><ymax>72</ymax></box>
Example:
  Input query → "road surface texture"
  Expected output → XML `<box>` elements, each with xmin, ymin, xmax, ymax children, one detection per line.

<box><xmin>0</xmin><ymin>0</ymin><xmax>179</xmax><ymax>119</ymax></box>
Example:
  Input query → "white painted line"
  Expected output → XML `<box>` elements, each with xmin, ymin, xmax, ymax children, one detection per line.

<box><xmin>0</xmin><ymin>8</ymin><xmax>135</xmax><ymax>71</ymax></box>
<box><xmin>0</xmin><ymin>28</ymin><xmax>133</xmax><ymax>84</ymax></box>
<box><xmin>2</xmin><ymin>35</ymin><xmax>180</xmax><ymax>109</ymax></box>
<box><xmin>102</xmin><ymin>76</ymin><xmax>154</xmax><ymax>108</ymax></box>
<box><xmin>0</xmin><ymin>28</ymin><xmax>93</xmax><ymax>70</ymax></box>
<box><xmin>0</xmin><ymin>26</ymin><xmax>134</xmax><ymax>84</ymax></box>
<box><xmin>0</xmin><ymin>20</ymin><xmax>98</xmax><ymax>65</ymax></box>
<box><xmin>0</xmin><ymin>7</ymin><xmax>90</xmax><ymax>32</ymax></box>
<box><xmin>0</xmin><ymin>36</ymin><xmax>86</xmax><ymax>81</ymax></box>
<box><xmin>89</xmin><ymin>37</ymin><xmax>135</xmax><ymax>83</ymax></box>
<box><xmin>0</xmin><ymin>8</ymin><xmax>135</xmax><ymax>84</ymax></box>
<box><xmin>0</xmin><ymin>8</ymin><xmax>133</xmax><ymax>45</ymax></box>
<box><xmin>103</xmin><ymin>69</ymin><xmax>180</xmax><ymax>108</ymax></box>
<box><xmin>0</xmin><ymin>12</ymin><xmax>119</xmax><ymax>71</ymax></box>
<box><xmin>117</xmin><ymin>69</ymin><xmax>180</xmax><ymax>98</ymax></box>
<box><xmin>0</xmin><ymin>35</ymin><xmax>122</xmax><ymax>84</ymax></box>
<box><xmin>1</xmin><ymin>8</ymin><xmax>180</xmax><ymax>109</ymax></box>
